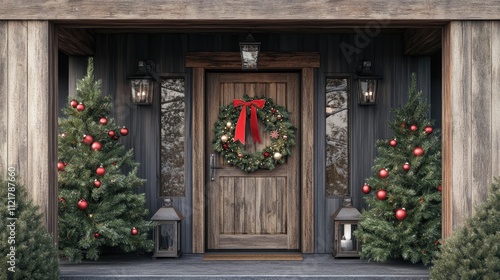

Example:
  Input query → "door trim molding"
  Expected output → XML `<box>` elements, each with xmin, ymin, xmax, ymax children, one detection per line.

<box><xmin>188</xmin><ymin>52</ymin><xmax>319</xmax><ymax>253</ymax></box>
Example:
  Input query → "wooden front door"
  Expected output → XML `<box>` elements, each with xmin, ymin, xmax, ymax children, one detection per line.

<box><xmin>206</xmin><ymin>72</ymin><xmax>300</xmax><ymax>250</ymax></box>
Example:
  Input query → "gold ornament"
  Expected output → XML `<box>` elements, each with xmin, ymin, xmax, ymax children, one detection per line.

<box><xmin>283</xmin><ymin>135</ymin><xmax>288</xmax><ymax>140</ymax></box>
<box><xmin>274</xmin><ymin>152</ymin><xmax>282</xmax><ymax>160</ymax></box>
<box><xmin>226</xmin><ymin>122</ymin><xmax>232</xmax><ymax>128</ymax></box>
<box><xmin>221</xmin><ymin>135</ymin><xmax>229</xmax><ymax>143</ymax></box>
<box><xmin>89</xmin><ymin>214</ymin><xmax>94</xmax><ymax>218</ymax></box>
<box><xmin>277</xmin><ymin>115</ymin><xmax>282</xmax><ymax>120</ymax></box>
<box><xmin>238</xmin><ymin>153</ymin><xmax>244</xmax><ymax>158</ymax></box>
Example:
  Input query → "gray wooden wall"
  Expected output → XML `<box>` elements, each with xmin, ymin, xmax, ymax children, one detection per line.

<box><xmin>62</xmin><ymin>32</ymin><xmax>437</xmax><ymax>253</ymax></box>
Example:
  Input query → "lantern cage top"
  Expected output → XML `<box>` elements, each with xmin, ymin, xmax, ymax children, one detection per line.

<box><xmin>239</xmin><ymin>32</ymin><xmax>261</xmax><ymax>70</ymax></box>
<box><xmin>151</xmin><ymin>198</ymin><xmax>185</xmax><ymax>221</ymax></box>
<box><xmin>331</xmin><ymin>197</ymin><xmax>361</xmax><ymax>222</ymax></box>
<box><xmin>354</xmin><ymin>60</ymin><xmax>382</xmax><ymax>106</ymax></box>
<box><xmin>126</xmin><ymin>60</ymin><xmax>160</xmax><ymax>105</ymax></box>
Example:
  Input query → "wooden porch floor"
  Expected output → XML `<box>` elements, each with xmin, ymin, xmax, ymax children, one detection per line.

<box><xmin>59</xmin><ymin>254</ymin><xmax>430</xmax><ymax>279</ymax></box>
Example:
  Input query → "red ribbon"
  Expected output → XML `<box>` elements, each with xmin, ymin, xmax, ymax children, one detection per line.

<box><xmin>233</xmin><ymin>99</ymin><xmax>266</xmax><ymax>144</ymax></box>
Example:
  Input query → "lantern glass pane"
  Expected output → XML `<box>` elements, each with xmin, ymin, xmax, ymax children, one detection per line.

<box><xmin>240</xmin><ymin>44</ymin><xmax>260</xmax><ymax>69</ymax></box>
<box><xmin>159</xmin><ymin>223</ymin><xmax>176</xmax><ymax>252</ymax></box>
<box><xmin>358</xmin><ymin>79</ymin><xmax>377</xmax><ymax>104</ymax></box>
<box><xmin>339</xmin><ymin>223</ymin><xmax>358</xmax><ymax>252</ymax></box>
<box><xmin>130</xmin><ymin>79</ymin><xmax>153</xmax><ymax>104</ymax></box>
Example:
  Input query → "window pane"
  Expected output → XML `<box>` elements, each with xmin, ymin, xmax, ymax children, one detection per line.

<box><xmin>325</xmin><ymin>78</ymin><xmax>349</xmax><ymax>197</ymax></box>
<box><xmin>160</xmin><ymin>78</ymin><xmax>185</xmax><ymax>197</ymax></box>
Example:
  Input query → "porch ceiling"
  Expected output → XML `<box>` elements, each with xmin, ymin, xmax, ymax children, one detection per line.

<box><xmin>57</xmin><ymin>20</ymin><xmax>443</xmax><ymax>56</ymax></box>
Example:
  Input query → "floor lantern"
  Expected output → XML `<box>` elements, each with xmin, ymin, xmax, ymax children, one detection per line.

<box><xmin>151</xmin><ymin>198</ymin><xmax>184</xmax><ymax>258</ymax></box>
<box><xmin>331</xmin><ymin>197</ymin><xmax>361</xmax><ymax>258</ymax></box>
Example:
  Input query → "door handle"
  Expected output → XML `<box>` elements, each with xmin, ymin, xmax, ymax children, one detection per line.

<box><xmin>210</xmin><ymin>153</ymin><xmax>223</xmax><ymax>181</ymax></box>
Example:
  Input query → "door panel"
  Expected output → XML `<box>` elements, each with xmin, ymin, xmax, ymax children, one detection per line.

<box><xmin>206</xmin><ymin>72</ymin><xmax>300</xmax><ymax>250</ymax></box>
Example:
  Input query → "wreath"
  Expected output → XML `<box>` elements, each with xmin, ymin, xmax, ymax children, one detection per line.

<box><xmin>212</xmin><ymin>95</ymin><xmax>297</xmax><ymax>172</ymax></box>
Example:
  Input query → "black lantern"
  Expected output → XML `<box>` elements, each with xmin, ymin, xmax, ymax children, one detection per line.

<box><xmin>331</xmin><ymin>197</ymin><xmax>361</xmax><ymax>258</ymax></box>
<box><xmin>126</xmin><ymin>60</ymin><xmax>160</xmax><ymax>105</ymax></box>
<box><xmin>239</xmin><ymin>32</ymin><xmax>261</xmax><ymax>70</ymax></box>
<box><xmin>355</xmin><ymin>61</ymin><xmax>382</xmax><ymax>105</ymax></box>
<box><xmin>151</xmin><ymin>198</ymin><xmax>184</xmax><ymax>258</ymax></box>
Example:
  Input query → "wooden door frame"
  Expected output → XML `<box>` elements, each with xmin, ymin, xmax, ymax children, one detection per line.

<box><xmin>186</xmin><ymin>52</ymin><xmax>319</xmax><ymax>253</ymax></box>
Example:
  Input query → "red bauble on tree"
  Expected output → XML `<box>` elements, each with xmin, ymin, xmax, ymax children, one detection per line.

<box><xmin>379</xmin><ymin>168</ymin><xmax>389</xmax><ymax>179</ymax></box>
<box><xmin>403</xmin><ymin>162</ymin><xmax>410</xmax><ymax>171</ymax></box>
<box><xmin>362</xmin><ymin>183</ymin><xmax>371</xmax><ymax>194</ymax></box>
<box><xmin>96</xmin><ymin>165</ymin><xmax>106</xmax><ymax>176</ymax></box>
<box><xmin>77</xmin><ymin>199</ymin><xmax>88</xmax><ymax>211</ymax></box>
<box><xmin>59</xmin><ymin>197</ymin><xmax>66</xmax><ymax>203</ymax></box>
<box><xmin>94</xmin><ymin>179</ymin><xmax>101</xmax><ymax>188</ymax></box>
<box><xmin>264</xmin><ymin>152</ymin><xmax>270</xmax><ymax>158</ymax></box>
<box><xmin>120</xmin><ymin>126</ymin><xmax>129</xmax><ymax>136</ymax></box>
<box><xmin>94</xmin><ymin>232</ymin><xmax>100</xmax><ymax>238</ymax></box>
<box><xmin>395</xmin><ymin>208</ymin><xmax>407</xmax><ymax>221</ymax></box>
<box><xmin>70</xmin><ymin>99</ymin><xmax>79</xmax><ymax>108</ymax></box>
<box><xmin>414</xmin><ymin>147</ymin><xmax>424</xmax><ymax>156</ymax></box>
<box><xmin>91</xmin><ymin>141</ymin><xmax>102</xmax><ymax>151</ymax></box>
<box><xmin>389</xmin><ymin>139</ymin><xmax>397</xmax><ymax>147</ymax></box>
<box><xmin>131</xmin><ymin>227</ymin><xmax>139</xmax><ymax>236</ymax></box>
<box><xmin>76</xmin><ymin>103</ymin><xmax>85</xmax><ymax>111</ymax></box>
<box><xmin>108</xmin><ymin>130</ymin><xmax>116</xmax><ymax>138</ymax></box>
<box><xmin>222</xmin><ymin>143</ymin><xmax>229</xmax><ymax>149</ymax></box>
<box><xmin>376</xmin><ymin>190</ymin><xmax>387</xmax><ymax>200</ymax></box>
<box><xmin>410</xmin><ymin>124</ymin><xmax>418</xmax><ymax>131</ymax></box>
<box><xmin>57</xmin><ymin>162</ymin><xmax>65</xmax><ymax>171</ymax></box>
<box><xmin>437</xmin><ymin>184</ymin><xmax>442</xmax><ymax>192</ymax></box>
<box><xmin>99</xmin><ymin>117</ymin><xmax>108</xmax><ymax>125</ymax></box>
<box><xmin>83</xmin><ymin>134</ymin><xmax>94</xmax><ymax>145</ymax></box>
<box><xmin>424</xmin><ymin>126</ymin><xmax>433</xmax><ymax>135</ymax></box>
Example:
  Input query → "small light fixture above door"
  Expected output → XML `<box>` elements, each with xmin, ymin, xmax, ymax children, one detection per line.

<box><xmin>127</xmin><ymin>60</ymin><xmax>160</xmax><ymax>105</ymax></box>
<box><xmin>240</xmin><ymin>32</ymin><xmax>261</xmax><ymax>70</ymax></box>
<box><xmin>355</xmin><ymin>61</ymin><xmax>382</xmax><ymax>105</ymax></box>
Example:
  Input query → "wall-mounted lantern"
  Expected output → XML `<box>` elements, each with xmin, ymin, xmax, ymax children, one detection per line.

<box><xmin>332</xmin><ymin>197</ymin><xmax>361</xmax><ymax>258</ymax></box>
<box><xmin>151</xmin><ymin>198</ymin><xmax>184</xmax><ymax>258</ymax></box>
<box><xmin>126</xmin><ymin>60</ymin><xmax>160</xmax><ymax>105</ymax></box>
<box><xmin>240</xmin><ymin>32</ymin><xmax>261</xmax><ymax>70</ymax></box>
<box><xmin>355</xmin><ymin>60</ymin><xmax>382</xmax><ymax>105</ymax></box>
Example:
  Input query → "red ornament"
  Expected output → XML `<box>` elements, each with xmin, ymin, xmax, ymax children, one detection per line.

<box><xmin>401</xmin><ymin>122</ymin><xmax>406</xmax><ymax>128</ymax></box>
<box><xmin>222</xmin><ymin>143</ymin><xmax>229</xmax><ymax>149</ymax></box>
<box><xmin>76</xmin><ymin>103</ymin><xmax>85</xmax><ymax>111</ymax></box>
<box><xmin>113</xmin><ymin>135</ymin><xmax>120</xmax><ymax>141</ymax></box>
<box><xmin>403</xmin><ymin>162</ymin><xmax>410</xmax><ymax>171</ymax></box>
<box><xmin>59</xmin><ymin>197</ymin><xmax>66</xmax><ymax>203</ymax></box>
<box><xmin>113</xmin><ymin>161</ymin><xmax>117</xmax><ymax>166</ymax></box>
<box><xmin>437</xmin><ymin>185</ymin><xmax>442</xmax><ymax>192</ymax></box>
<box><xmin>362</xmin><ymin>183</ymin><xmax>371</xmax><ymax>194</ymax></box>
<box><xmin>120</xmin><ymin>127</ymin><xmax>129</xmax><ymax>136</ymax></box>
<box><xmin>271</xmin><ymin>108</ymin><xmax>276</xmax><ymax>114</ymax></box>
<box><xmin>83</xmin><ymin>134</ymin><xmax>94</xmax><ymax>145</ymax></box>
<box><xmin>108</xmin><ymin>130</ymin><xmax>116</xmax><ymax>138</ymax></box>
<box><xmin>57</xmin><ymin>162</ymin><xmax>65</xmax><ymax>171</ymax></box>
<box><xmin>379</xmin><ymin>168</ymin><xmax>389</xmax><ymax>179</ymax></box>
<box><xmin>376</xmin><ymin>190</ymin><xmax>387</xmax><ymax>200</ymax></box>
<box><xmin>424</xmin><ymin>126</ymin><xmax>433</xmax><ymax>135</ymax></box>
<box><xmin>94</xmin><ymin>179</ymin><xmax>101</xmax><ymax>188</ymax></box>
<box><xmin>96</xmin><ymin>165</ymin><xmax>106</xmax><ymax>176</ymax></box>
<box><xmin>414</xmin><ymin>147</ymin><xmax>424</xmax><ymax>156</ymax></box>
<box><xmin>99</xmin><ymin>117</ymin><xmax>108</xmax><ymax>125</ymax></box>
<box><xmin>264</xmin><ymin>152</ymin><xmax>270</xmax><ymax>157</ymax></box>
<box><xmin>395</xmin><ymin>208</ymin><xmax>407</xmax><ymax>221</ymax></box>
<box><xmin>131</xmin><ymin>227</ymin><xmax>139</xmax><ymax>236</ymax></box>
<box><xmin>410</xmin><ymin>124</ymin><xmax>418</xmax><ymax>131</ymax></box>
<box><xmin>77</xmin><ymin>199</ymin><xmax>88</xmax><ymax>211</ymax></box>
<box><xmin>94</xmin><ymin>232</ymin><xmax>100</xmax><ymax>238</ymax></box>
<box><xmin>389</xmin><ymin>139</ymin><xmax>397</xmax><ymax>147</ymax></box>
<box><xmin>70</xmin><ymin>99</ymin><xmax>78</xmax><ymax>108</ymax></box>
<box><xmin>91</xmin><ymin>141</ymin><xmax>102</xmax><ymax>151</ymax></box>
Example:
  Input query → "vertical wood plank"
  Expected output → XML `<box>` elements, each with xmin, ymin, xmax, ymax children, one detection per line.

<box><xmin>192</xmin><ymin>67</ymin><xmax>205</xmax><ymax>253</ymax></box>
<box><xmin>492</xmin><ymin>22</ymin><xmax>500</xmax><ymax>177</ymax></box>
<box><xmin>244</xmin><ymin>177</ymin><xmax>256</xmax><ymax>234</ymax></box>
<box><xmin>301</xmin><ymin>67</ymin><xmax>314</xmax><ymax>253</ymax></box>
<box><xmin>265</xmin><ymin>178</ymin><xmax>277</xmax><ymax>234</ymax></box>
<box><xmin>27</xmin><ymin>21</ymin><xmax>49</xmax><ymax>218</ymax></box>
<box><xmin>48</xmin><ymin>22</ymin><xmax>58</xmax><ymax>239</ymax></box>
<box><xmin>255</xmin><ymin>177</ymin><xmax>265</xmax><ymax>234</ymax></box>
<box><xmin>471</xmin><ymin>21</ymin><xmax>492</xmax><ymax>211</ymax></box>
<box><xmin>7</xmin><ymin>21</ymin><xmax>28</xmax><ymax>186</ymax></box>
<box><xmin>222</xmin><ymin>177</ymin><xmax>235</xmax><ymax>234</ymax></box>
<box><xmin>0</xmin><ymin>22</ymin><xmax>7</xmax><ymax>178</ymax></box>
<box><xmin>234</xmin><ymin>177</ymin><xmax>245</xmax><ymax>234</ymax></box>
<box><xmin>276</xmin><ymin>177</ymin><xmax>286</xmax><ymax>234</ymax></box>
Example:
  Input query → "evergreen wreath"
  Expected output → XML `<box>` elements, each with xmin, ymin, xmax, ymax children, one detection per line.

<box><xmin>212</xmin><ymin>95</ymin><xmax>297</xmax><ymax>172</ymax></box>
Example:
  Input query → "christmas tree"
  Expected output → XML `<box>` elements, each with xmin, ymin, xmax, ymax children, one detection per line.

<box><xmin>1</xmin><ymin>178</ymin><xmax>59</xmax><ymax>279</ymax></box>
<box><xmin>354</xmin><ymin>74</ymin><xmax>442</xmax><ymax>265</ymax></box>
<box><xmin>58</xmin><ymin>58</ymin><xmax>154</xmax><ymax>262</ymax></box>
<box><xmin>431</xmin><ymin>178</ymin><xmax>500</xmax><ymax>279</ymax></box>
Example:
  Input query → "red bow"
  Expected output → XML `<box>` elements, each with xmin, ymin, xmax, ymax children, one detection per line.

<box><xmin>233</xmin><ymin>99</ymin><xmax>266</xmax><ymax>144</ymax></box>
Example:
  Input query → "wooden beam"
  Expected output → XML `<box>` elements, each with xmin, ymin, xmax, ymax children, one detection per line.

<box><xmin>404</xmin><ymin>28</ymin><xmax>442</xmax><ymax>55</ymax></box>
<box><xmin>0</xmin><ymin>22</ymin><xmax>7</xmax><ymax>178</ymax></box>
<box><xmin>186</xmin><ymin>52</ymin><xmax>320</xmax><ymax>69</ymax></box>
<box><xmin>1</xmin><ymin>0</ymin><xmax>500</xmax><ymax>20</ymax></box>
<box><xmin>58</xmin><ymin>27</ymin><xmax>95</xmax><ymax>56</ymax></box>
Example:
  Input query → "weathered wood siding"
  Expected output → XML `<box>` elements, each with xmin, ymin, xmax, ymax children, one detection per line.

<box><xmin>0</xmin><ymin>21</ymin><xmax>58</xmax><ymax>235</ymax></box>
<box><xmin>89</xmin><ymin>32</ymin><xmax>434</xmax><ymax>253</ymax></box>
<box><xmin>443</xmin><ymin>21</ymin><xmax>500</xmax><ymax>238</ymax></box>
